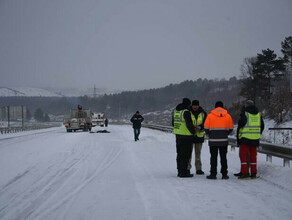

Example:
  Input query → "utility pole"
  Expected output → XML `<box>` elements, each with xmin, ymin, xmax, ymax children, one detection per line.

<box><xmin>290</xmin><ymin>70</ymin><xmax>292</xmax><ymax>93</ymax></box>
<box><xmin>94</xmin><ymin>85</ymin><xmax>97</xmax><ymax>98</ymax></box>
<box><xmin>7</xmin><ymin>106</ymin><xmax>10</xmax><ymax>128</ymax></box>
<box><xmin>118</xmin><ymin>103</ymin><xmax>121</xmax><ymax>123</ymax></box>
<box><xmin>22</xmin><ymin>105</ymin><xmax>24</xmax><ymax>127</ymax></box>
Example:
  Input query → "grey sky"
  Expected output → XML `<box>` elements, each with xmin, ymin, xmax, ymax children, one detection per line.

<box><xmin>0</xmin><ymin>0</ymin><xmax>291</xmax><ymax>91</ymax></box>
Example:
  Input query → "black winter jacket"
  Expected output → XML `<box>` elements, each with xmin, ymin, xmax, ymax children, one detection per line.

<box><xmin>131</xmin><ymin>114</ymin><xmax>144</xmax><ymax>129</ymax></box>
<box><xmin>237</xmin><ymin>105</ymin><xmax>265</xmax><ymax>147</ymax></box>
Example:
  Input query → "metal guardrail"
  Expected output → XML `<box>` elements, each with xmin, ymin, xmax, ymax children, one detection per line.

<box><xmin>268</xmin><ymin>127</ymin><xmax>292</xmax><ymax>145</ymax></box>
<box><xmin>0</xmin><ymin>124</ymin><xmax>62</xmax><ymax>134</ymax></box>
<box><xmin>142</xmin><ymin>124</ymin><xmax>173</xmax><ymax>133</ymax></box>
<box><xmin>143</xmin><ymin>124</ymin><xmax>292</xmax><ymax>167</ymax></box>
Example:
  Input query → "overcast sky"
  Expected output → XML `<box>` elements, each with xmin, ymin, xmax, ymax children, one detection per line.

<box><xmin>0</xmin><ymin>0</ymin><xmax>291</xmax><ymax>91</ymax></box>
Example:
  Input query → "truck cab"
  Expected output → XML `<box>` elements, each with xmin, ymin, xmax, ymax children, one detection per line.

<box><xmin>64</xmin><ymin>106</ymin><xmax>92</xmax><ymax>132</ymax></box>
<box><xmin>91</xmin><ymin>112</ymin><xmax>105</xmax><ymax>127</ymax></box>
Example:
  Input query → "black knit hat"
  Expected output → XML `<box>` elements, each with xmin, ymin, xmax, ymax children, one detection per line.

<box><xmin>182</xmin><ymin>98</ymin><xmax>191</xmax><ymax>106</ymax></box>
<box><xmin>192</xmin><ymin>100</ymin><xmax>199</xmax><ymax>106</ymax></box>
<box><xmin>215</xmin><ymin>101</ymin><xmax>223</xmax><ymax>108</ymax></box>
<box><xmin>246</xmin><ymin>100</ymin><xmax>254</xmax><ymax>106</ymax></box>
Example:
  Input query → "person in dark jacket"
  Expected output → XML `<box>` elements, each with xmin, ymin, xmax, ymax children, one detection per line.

<box><xmin>172</xmin><ymin>98</ymin><xmax>197</xmax><ymax>178</ymax></box>
<box><xmin>188</xmin><ymin>100</ymin><xmax>207</xmax><ymax>175</ymax></box>
<box><xmin>130</xmin><ymin>111</ymin><xmax>144</xmax><ymax>141</ymax></box>
<box><xmin>234</xmin><ymin>104</ymin><xmax>250</xmax><ymax>177</ymax></box>
<box><xmin>234</xmin><ymin>104</ymin><xmax>249</xmax><ymax>177</ymax></box>
<box><xmin>204</xmin><ymin>101</ymin><xmax>234</xmax><ymax>180</ymax></box>
<box><xmin>237</xmin><ymin>100</ymin><xmax>264</xmax><ymax>179</ymax></box>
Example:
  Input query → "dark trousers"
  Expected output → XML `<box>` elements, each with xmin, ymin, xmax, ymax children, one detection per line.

<box><xmin>209</xmin><ymin>145</ymin><xmax>228</xmax><ymax>176</ymax></box>
<box><xmin>133</xmin><ymin>128</ymin><xmax>141</xmax><ymax>141</ymax></box>
<box><xmin>176</xmin><ymin>137</ymin><xmax>193</xmax><ymax>175</ymax></box>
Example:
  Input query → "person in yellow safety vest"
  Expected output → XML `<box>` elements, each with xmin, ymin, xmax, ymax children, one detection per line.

<box><xmin>237</xmin><ymin>100</ymin><xmax>264</xmax><ymax>179</ymax></box>
<box><xmin>188</xmin><ymin>100</ymin><xmax>207</xmax><ymax>175</ymax></box>
<box><xmin>172</xmin><ymin>98</ymin><xmax>197</xmax><ymax>178</ymax></box>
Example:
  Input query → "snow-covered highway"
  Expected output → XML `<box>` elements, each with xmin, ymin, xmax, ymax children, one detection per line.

<box><xmin>0</xmin><ymin>125</ymin><xmax>292</xmax><ymax>220</ymax></box>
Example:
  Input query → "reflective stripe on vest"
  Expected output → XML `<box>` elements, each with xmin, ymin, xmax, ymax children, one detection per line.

<box><xmin>191</xmin><ymin>112</ymin><xmax>204</xmax><ymax>138</ymax></box>
<box><xmin>239</xmin><ymin>112</ymin><xmax>261</xmax><ymax>140</ymax></box>
<box><xmin>173</xmin><ymin>109</ymin><xmax>193</xmax><ymax>136</ymax></box>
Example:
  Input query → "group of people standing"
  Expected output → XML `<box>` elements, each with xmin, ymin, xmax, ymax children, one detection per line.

<box><xmin>172</xmin><ymin>98</ymin><xmax>207</xmax><ymax>177</ymax></box>
<box><xmin>130</xmin><ymin>97</ymin><xmax>264</xmax><ymax>180</ymax></box>
<box><xmin>172</xmin><ymin>98</ymin><xmax>264</xmax><ymax>179</ymax></box>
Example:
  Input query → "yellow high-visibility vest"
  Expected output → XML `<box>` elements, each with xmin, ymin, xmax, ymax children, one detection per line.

<box><xmin>191</xmin><ymin>112</ymin><xmax>205</xmax><ymax>138</ymax></box>
<box><xmin>173</xmin><ymin>109</ymin><xmax>193</xmax><ymax>136</ymax></box>
<box><xmin>239</xmin><ymin>112</ymin><xmax>261</xmax><ymax>140</ymax></box>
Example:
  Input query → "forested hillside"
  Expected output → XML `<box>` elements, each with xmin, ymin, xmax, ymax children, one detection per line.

<box><xmin>0</xmin><ymin>77</ymin><xmax>240</xmax><ymax>125</ymax></box>
<box><xmin>80</xmin><ymin>77</ymin><xmax>240</xmax><ymax>124</ymax></box>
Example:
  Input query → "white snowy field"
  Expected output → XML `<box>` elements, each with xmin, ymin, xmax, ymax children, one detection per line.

<box><xmin>0</xmin><ymin>125</ymin><xmax>292</xmax><ymax>220</ymax></box>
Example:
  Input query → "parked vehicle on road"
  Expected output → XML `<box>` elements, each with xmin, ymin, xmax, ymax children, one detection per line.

<box><xmin>63</xmin><ymin>105</ymin><xmax>92</xmax><ymax>132</ymax></box>
<box><xmin>92</xmin><ymin>112</ymin><xmax>105</xmax><ymax>127</ymax></box>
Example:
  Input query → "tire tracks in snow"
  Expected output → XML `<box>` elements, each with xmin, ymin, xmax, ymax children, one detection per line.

<box><xmin>0</xmin><ymin>145</ymin><xmax>90</xmax><ymax>220</ymax></box>
<box><xmin>0</xmin><ymin>141</ymin><xmax>122</xmax><ymax>220</ymax></box>
<box><xmin>25</xmin><ymin>144</ymin><xmax>123</xmax><ymax>220</ymax></box>
<box><xmin>0</xmin><ymin>127</ymin><xmax>63</xmax><ymax>147</ymax></box>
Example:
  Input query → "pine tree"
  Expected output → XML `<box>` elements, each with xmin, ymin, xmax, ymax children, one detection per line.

<box><xmin>253</xmin><ymin>49</ymin><xmax>285</xmax><ymax>105</ymax></box>
<box><xmin>34</xmin><ymin>108</ymin><xmax>44</xmax><ymax>122</ymax></box>
<box><xmin>281</xmin><ymin>36</ymin><xmax>292</xmax><ymax>71</ymax></box>
<box><xmin>26</xmin><ymin>109</ymin><xmax>32</xmax><ymax>120</ymax></box>
<box><xmin>44</xmin><ymin>113</ymin><xmax>50</xmax><ymax>122</ymax></box>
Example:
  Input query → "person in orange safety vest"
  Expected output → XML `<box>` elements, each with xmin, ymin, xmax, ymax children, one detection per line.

<box><xmin>204</xmin><ymin>101</ymin><xmax>234</xmax><ymax>180</ymax></box>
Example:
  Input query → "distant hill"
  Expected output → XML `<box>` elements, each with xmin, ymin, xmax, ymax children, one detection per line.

<box><xmin>0</xmin><ymin>87</ymin><xmax>120</xmax><ymax>97</ymax></box>
<box><xmin>0</xmin><ymin>87</ymin><xmax>62</xmax><ymax>97</ymax></box>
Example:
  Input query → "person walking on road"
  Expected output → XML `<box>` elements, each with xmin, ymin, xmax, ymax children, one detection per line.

<box><xmin>105</xmin><ymin>118</ymin><xmax>108</xmax><ymax>127</ymax></box>
<box><xmin>130</xmin><ymin>111</ymin><xmax>144</xmax><ymax>141</ymax></box>
<box><xmin>172</xmin><ymin>98</ymin><xmax>197</xmax><ymax>178</ymax></box>
<box><xmin>188</xmin><ymin>100</ymin><xmax>207</xmax><ymax>175</ymax></box>
<box><xmin>204</xmin><ymin>101</ymin><xmax>234</xmax><ymax>180</ymax></box>
<box><xmin>237</xmin><ymin>100</ymin><xmax>264</xmax><ymax>179</ymax></box>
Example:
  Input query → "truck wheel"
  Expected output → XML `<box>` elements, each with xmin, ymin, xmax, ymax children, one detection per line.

<box><xmin>67</xmin><ymin>129</ymin><xmax>72</xmax><ymax>132</ymax></box>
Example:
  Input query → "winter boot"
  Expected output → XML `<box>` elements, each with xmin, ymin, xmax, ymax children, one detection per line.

<box><xmin>179</xmin><ymin>173</ymin><xmax>194</xmax><ymax>178</ymax></box>
<box><xmin>234</xmin><ymin>172</ymin><xmax>242</xmax><ymax>177</ymax></box>
<box><xmin>250</xmin><ymin>173</ymin><xmax>257</xmax><ymax>179</ymax></box>
<box><xmin>222</xmin><ymin>175</ymin><xmax>229</xmax><ymax>179</ymax></box>
<box><xmin>238</xmin><ymin>173</ymin><xmax>250</xmax><ymax>179</ymax></box>
<box><xmin>206</xmin><ymin>174</ymin><xmax>217</xmax><ymax>179</ymax></box>
<box><xmin>196</xmin><ymin>170</ymin><xmax>205</xmax><ymax>175</ymax></box>
<box><xmin>179</xmin><ymin>170</ymin><xmax>193</xmax><ymax>178</ymax></box>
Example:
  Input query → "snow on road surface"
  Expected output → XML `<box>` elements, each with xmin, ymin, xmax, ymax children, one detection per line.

<box><xmin>0</xmin><ymin>125</ymin><xmax>292</xmax><ymax>220</ymax></box>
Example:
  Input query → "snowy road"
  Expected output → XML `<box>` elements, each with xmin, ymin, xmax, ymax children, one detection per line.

<box><xmin>0</xmin><ymin>125</ymin><xmax>292</xmax><ymax>220</ymax></box>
